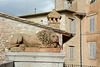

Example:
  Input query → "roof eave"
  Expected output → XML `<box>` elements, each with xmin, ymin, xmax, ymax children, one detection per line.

<box><xmin>18</xmin><ymin>9</ymin><xmax>76</xmax><ymax>18</ymax></box>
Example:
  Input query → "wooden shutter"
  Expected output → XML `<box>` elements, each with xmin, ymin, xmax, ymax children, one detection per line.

<box><xmin>92</xmin><ymin>18</ymin><xmax>95</xmax><ymax>31</ymax></box>
<box><xmin>90</xmin><ymin>18</ymin><xmax>95</xmax><ymax>32</ymax></box>
<box><xmin>89</xmin><ymin>45</ymin><xmax>93</xmax><ymax>58</ymax></box>
<box><xmin>73</xmin><ymin>20</ymin><xmax>76</xmax><ymax>33</ymax></box>
<box><xmin>70</xmin><ymin>47</ymin><xmax>74</xmax><ymax>59</ymax></box>
<box><xmin>70</xmin><ymin>19</ymin><xmax>73</xmax><ymax>32</ymax></box>
<box><xmin>64</xmin><ymin>1</ymin><xmax>68</xmax><ymax>9</ymax></box>
<box><xmin>69</xmin><ymin>19</ymin><xmax>76</xmax><ymax>33</ymax></box>
<box><xmin>93</xmin><ymin>44</ymin><xmax>96</xmax><ymax>58</ymax></box>
<box><xmin>89</xmin><ymin>44</ymin><xmax>96</xmax><ymax>58</ymax></box>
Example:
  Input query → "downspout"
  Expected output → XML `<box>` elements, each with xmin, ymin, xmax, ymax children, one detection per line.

<box><xmin>80</xmin><ymin>16</ymin><xmax>83</xmax><ymax>67</ymax></box>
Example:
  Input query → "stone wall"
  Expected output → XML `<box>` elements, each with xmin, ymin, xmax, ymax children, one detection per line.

<box><xmin>25</xmin><ymin>15</ymin><xmax>47</xmax><ymax>25</ymax></box>
<box><xmin>5</xmin><ymin>52</ymin><xmax>65</xmax><ymax>67</ymax></box>
<box><xmin>0</xmin><ymin>16</ymin><xmax>44</xmax><ymax>62</ymax></box>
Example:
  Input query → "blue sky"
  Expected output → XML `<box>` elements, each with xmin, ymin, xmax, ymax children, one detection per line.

<box><xmin>0</xmin><ymin>0</ymin><xmax>55</xmax><ymax>16</ymax></box>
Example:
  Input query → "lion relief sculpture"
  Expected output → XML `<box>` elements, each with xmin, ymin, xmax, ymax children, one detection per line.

<box><xmin>7</xmin><ymin>30</ymin><xmax>61</xmax><ymax>52</ymax></box>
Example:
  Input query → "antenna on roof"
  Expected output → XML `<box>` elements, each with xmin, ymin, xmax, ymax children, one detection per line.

<box><xmin>35</xmin><ymin>8</ymin><xmax>36</xmax><ymax>14</ymax></box>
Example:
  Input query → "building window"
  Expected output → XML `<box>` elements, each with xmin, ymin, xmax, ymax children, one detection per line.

<box><xmin>69</xmin><ymin>19</ymin><xmax>76</xmax><ymax>33</ymax></box>
<box><xmin>64</xmin><ymin>1</ymin><xmax>69</xmax><ymax>9</ymax></box>
<box><xmin>70</xmin><ymin>1</ymin><xmax>72</xmax><ymax>7</ymax></box>
<box><xmin>43</xmin><ymin>19</ymin><xmax>48</xmax><ymax>25</ymax></box>
<box><xmin>89</xmin><ymin>18</ymin><xmax>95</xmax><ymax>32</ymax></box>
<box><xmin>90</xmin><ymin>0</ymin><xmax>95</xmax><ymax>4</ymax></box>
<box><xmin>89</xmin><ymin>42</ymin><xmax>96</xmax><ymax>58</ymax></box>
<box><xmin>69</xmin><ymin>46</ymin><xmax>74</xmax><ymax>59</ymax></box>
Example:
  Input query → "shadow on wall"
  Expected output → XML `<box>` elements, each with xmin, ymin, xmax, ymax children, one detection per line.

<box><xmin>0</xmin><ymin>61</ymin><xmax>13</xmax><ymax>67</ymax></box>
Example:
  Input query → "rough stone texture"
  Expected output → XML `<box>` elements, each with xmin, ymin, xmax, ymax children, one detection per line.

<box><xmin>5</xmin><ymin>52</ymin><xmax>65</xmax><ymax>67</ymax></box>
<box><xmin>0</xmin><ymin>16</ymin><xmax>43</xmax><ymax>61</ymax></box>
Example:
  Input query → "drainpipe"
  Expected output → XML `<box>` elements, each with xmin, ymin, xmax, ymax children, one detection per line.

<box><xmin>80</xmin><ymin>16</ymin><xmax>83</xmax><ymax>67</ymax></box>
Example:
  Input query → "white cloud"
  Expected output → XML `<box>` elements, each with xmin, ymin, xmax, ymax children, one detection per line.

<box><xmin>43</xmin><ymin>0</ymin><xmax>55</xmax><ymax>12</ymax></box>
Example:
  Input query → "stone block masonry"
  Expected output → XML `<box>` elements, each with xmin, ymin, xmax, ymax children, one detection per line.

<box><xmin>5</xmin><ymin>52</ymin><xmax>65</xmax><ymax>67</ymax></box>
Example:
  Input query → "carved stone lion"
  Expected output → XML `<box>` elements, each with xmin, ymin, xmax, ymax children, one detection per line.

<box><xmin>7</xmin><ymin>30</ymin><xmax>61</xmax><ymax>52</ymax></box>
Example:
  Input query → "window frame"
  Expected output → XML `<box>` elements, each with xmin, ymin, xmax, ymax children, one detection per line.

<box><xmin>69</xmin><ymin>46</ymin><xmax>74</xmax><ymax>59</ymax></box>
<box><xmin>89</xmin><ymin>17</ymin><xmax>95</xmax><ymax>32</ymax></box>
<box><xmin>69</xmin><ymin>18</ymin><xmax>76</xmax><ymax>33</ymax></box>
<box><xmin>88</xmin><ymin>42</ymin><xmax>96</xmax><ymax>59</ymax></box>
<box><xmin>64</xmin><ymin>1</ymin><xmax>69</xmax><ymax>9</ymax></box>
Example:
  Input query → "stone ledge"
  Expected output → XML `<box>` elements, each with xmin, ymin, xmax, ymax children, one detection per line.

<box><xmin>5</xmin><ymin>52</ymin><xmax>65</xmax><ymax>63</ymax></box>
<box><xmin>25</xmin><ymin>47</ymin><xmax>61</xmax><ymax>53</ymax></box>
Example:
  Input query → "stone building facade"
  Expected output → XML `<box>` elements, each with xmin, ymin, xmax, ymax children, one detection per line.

<box><xmin>19</xmin><ymin>9</ymin><xmax>82</xmax><ymax>66</ymax></box>
<box><xmin>19</xmin><ymin>0</ymin><xmax>100</xmax><ymax>66</ymax></box>
<box><xmin>55</xmin><ymin>0</ymin><xmax>100</xmax><ymax>66</ymax></box>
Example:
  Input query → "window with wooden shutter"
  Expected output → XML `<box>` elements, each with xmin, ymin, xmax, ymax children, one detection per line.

<box><xmin>73</xmin><ymin>20</ymin><xmax>76</xmax><ymax>32</ymax></box>
<box><xmin>89</xmin><ymin>43</ymin><xmax>96</xmax><ymax>58</ymax></box>
<box><xmin>90</xmin><ymin>18</ymin><xmax>95</xmax><ymax>32</ymax></box>
<box><xmin>69</xmin><ymin>46</ymin><xmax>74</xmax><ymax>59</ymax></box>
<box><xmin>64</xmin><ymin>1</ymin><xmax>68</xmax><ymax>9</ymax></box>
<box><xmin>69</xmin><ymin>19</ymin><xmax>76</xmax><ymax>33</ymax></box>
<box><xmin>70</xmin><ymin>19</ymin><xmax>73</xmax><ymax>32</ymax></box>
